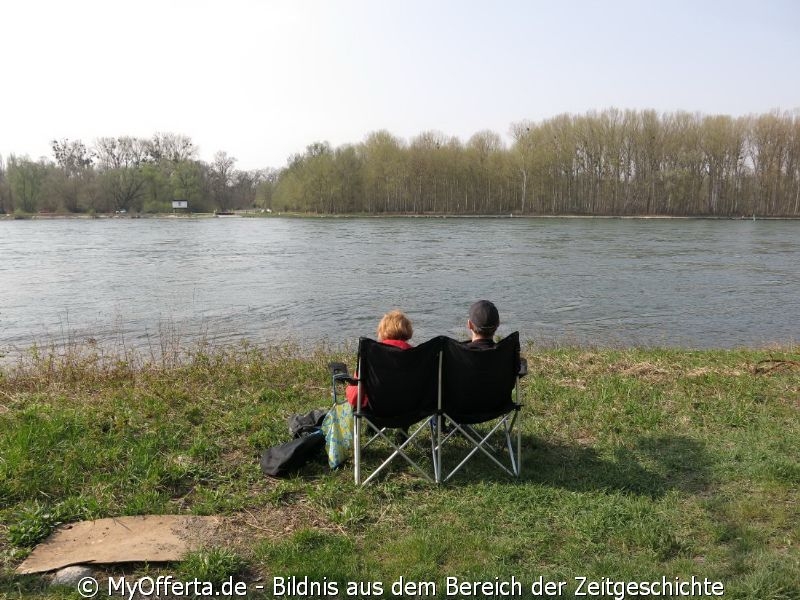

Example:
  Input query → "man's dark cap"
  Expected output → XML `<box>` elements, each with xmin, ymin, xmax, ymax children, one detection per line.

<box><xmin>469</xmin><ymin>300</ymin><xmax>499</xmax><ymax>332</ymax></box>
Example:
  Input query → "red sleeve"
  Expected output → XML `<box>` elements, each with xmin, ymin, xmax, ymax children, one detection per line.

<box><xmin>345</xmin><ymin>383</ymin><xmax>358</xmax><ymax>409</ymax></box>
<box><xmin>346</xmin><ymin>375</ymin><xmax>370</xmax><ymax>409</ymax></box>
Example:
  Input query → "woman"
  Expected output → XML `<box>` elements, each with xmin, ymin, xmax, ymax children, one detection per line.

<box><xmin>346</xmin><ymin>309</ymin><xmax>413</xmax><ymax>409</ymax></box>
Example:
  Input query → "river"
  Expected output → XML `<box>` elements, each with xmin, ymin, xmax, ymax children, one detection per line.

<box><xmin>1</xmin><ymin>216</ymin><xmax>798</xmax><ymax>352</ymax></box>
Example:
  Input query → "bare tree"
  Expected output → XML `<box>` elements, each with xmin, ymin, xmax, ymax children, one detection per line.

<box><xmin>148</xmin><ymin>132</ymin><xmax>197</xmax><ymax>163</ymax></box>
<box><xmin>209</xmin><ymin>151</ymin><xmax>237</xmax><ymax>211</ymax></box>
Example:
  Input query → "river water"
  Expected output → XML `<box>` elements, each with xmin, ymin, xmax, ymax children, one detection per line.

<box><xmin>0</xmin><ymin>217</ymin><xmax>798</xmax><ymax>352</ymax></box>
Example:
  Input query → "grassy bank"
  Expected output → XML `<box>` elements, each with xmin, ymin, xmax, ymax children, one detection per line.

<box><xmin>1</xmin><ymin>342</ymin><xmax>798</xmax><ymax>599</ymax></box>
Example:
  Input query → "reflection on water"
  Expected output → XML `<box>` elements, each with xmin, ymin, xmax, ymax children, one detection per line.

<box><xmin>1</xmin><ymin>217</ymin><xmax>799</xmax><ymax>350</ymax></box>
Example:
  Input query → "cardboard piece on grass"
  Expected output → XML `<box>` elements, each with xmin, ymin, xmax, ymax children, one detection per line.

<box><xmin>16</xmin><ymin>515</ymin><xmax>222</xmax><ymax>574</ymax></box>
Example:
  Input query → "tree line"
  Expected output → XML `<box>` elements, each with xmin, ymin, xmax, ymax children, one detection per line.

<box><xmin>2</xmin><ymin>109</ymin><xmax>799</xmax><ymax>217</ymax></box>
<box><xmin>0</xmin><ymin>133</ymin><xmax>275</xmax><ymax>215</ymax></box>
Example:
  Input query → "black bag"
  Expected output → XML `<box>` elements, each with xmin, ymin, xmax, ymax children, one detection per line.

<box><xmin>260</xmin><ymin>430</ymin><xmax>325</xmax><ymax>477</ymax></box>
<box><xmin>287</xmin><ymin>408</ymin><xmax>328</xmax><ymax>437</ymax></box>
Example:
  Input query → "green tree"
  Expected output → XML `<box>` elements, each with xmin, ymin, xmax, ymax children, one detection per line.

<box><xmin>7</xmin><ymin>155</ymin><xmax>49</xmax><ymax>213</ymax></box>
<box><xmin>359</xmin><ymin>130</ymin><xmax>407</xmax><ymax>213</ymax></box>
<box><xmin>298</xmin><ymin>142</ymin><xmax>337</xmax><ymax>212</ymax></box>
<box><xmin>94</xmin><ymin>137</ymin><xmax>152</xmax><ymax>212</ymax></box>
<box><xmin>466</xmin><ymin>130</ymin><xmax>506</xmax><ymax>213</ymax></box>
<box><xmin>700</xmin><ymin>115</ymin><xmax>746</xmax><ymax>215</ymax></box>
<box><xmin>333</xmin><ymin>146</ymin><xmax>363</xmax><ymax>213</ymax></box>
<box><xmin>170</xmin><ymin>160</ymin><xmax>209</xmax><ymax>212</ymax></box>
<box><xmin>408</xmin><ymin>131</ymin><xmax>449</xmax><ymax>213</ymax></box>
<box><xmin>50</xmin><ymin>139</ymin><xmax>95</xmax><ymax>212</ymax></box>
<box><xmin>254</xmin><ymin>168</ymin><xmax>279</xmax><ymax>211</ymax></box>
<box><xmin>510</xmin><ymin>121</ymin><xmax>537</xmax><ymax>213</ymax></box>
<box><xmin>141</xmin><ymin>163</ymin><xmax>173</xmax><ymax>212</ymax></box>
<box><xmin>789</xmin><ymin>115</ymin><xmax>800</xmax><ymax>215</ymax></box>
<box><xmin>748</xmin><ymin>111</ymin><xmax>792</xmax><ymax>216</ymax></box>
<box><xmin>0</xmin><ymin>155</ymin><xmax>12</xmax><ymax>214</ymax></box>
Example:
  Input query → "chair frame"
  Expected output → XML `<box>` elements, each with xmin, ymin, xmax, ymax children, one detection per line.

<box><xmin>433</xmin><ymin>380</ymin><xmax>521</xmax><ymax>483</ymax></box>
<box><xmin>334</xmin><ymin>336</ymin><xmax>525</xmax><ymax>485</ymax></box>
<box><xmin>350</xmin><ymin>339</ymin><xmax>440</xmax><ymax>485</ymax></box>
<box><xmin>433</xmin><ymin>337</ymin><xmax>525</xmax><ymax>484</ymax></box>
<box><xmin>354</xmin><ymin>384</ymin><xmax>437</xmax><ymax>485</ymax></box>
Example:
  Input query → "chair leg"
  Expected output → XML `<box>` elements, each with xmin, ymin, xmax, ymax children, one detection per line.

<box><xmin>431</xmin><ymin>417</ymin><xmax>439</xmax><ymax>484</ymax></box>
<box><xmin>516</xmin><ymin>417</ymin><xmax>521</xmax><ymax>476</ymax></box>
<box><xmin>354</xmin><ymin>414</ymin><xmax>361</xmax><ymax>485</ymax></box>
<box><xmin>504</xmin><ymin>417</ymin><xmax>518</xmax><ymax>476</ymax></box>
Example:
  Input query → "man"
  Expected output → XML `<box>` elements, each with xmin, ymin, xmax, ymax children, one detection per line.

<box><xmin>465</xmin><ymin>299</ymin><xmax>500</xmax><ymax>348</ymax></box>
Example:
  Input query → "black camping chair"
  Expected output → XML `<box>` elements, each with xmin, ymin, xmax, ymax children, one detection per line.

<box><xmin>435</xmin><ymin>332</ymin><xmax>526</xmax><ymax>483</ymax></box>
<box><xmin>352</xmin><ymin>336</ymin><xmax>442</xmax><ymax>485</ymax></box>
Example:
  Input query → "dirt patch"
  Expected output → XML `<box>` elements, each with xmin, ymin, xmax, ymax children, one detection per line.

<box><xmin>573</xmin><ymin>433</ymin><xmax>597</xmax><ymax>447</ymax></box>
<box><xmin>220</xmin><ymin>502</ymin><xmax>340</xmax><ymax>551</ymax></box>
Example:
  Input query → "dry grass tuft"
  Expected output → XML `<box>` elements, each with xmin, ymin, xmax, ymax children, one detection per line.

<box><xmin>612</xmin><ymin>361</ymin><xmax>670</xmax><ymax>379</ymax></box>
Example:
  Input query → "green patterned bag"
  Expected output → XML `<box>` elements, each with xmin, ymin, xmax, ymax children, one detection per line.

<box><xmin>322</xmin><ymin>402</ymin><xmax>354</xmax><ymax>468</ymax></box>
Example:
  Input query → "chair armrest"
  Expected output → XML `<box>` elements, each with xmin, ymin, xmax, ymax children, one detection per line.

<box><xmin>329</xmin><ymin>362</ymin><xmax>358</xmax><ymax>385</ymax></box>
<box><xmin>329</xmin><ymin>361</ymin><xmax>348</xmax><ymax>376</ymax></box>
<box><xmin>518</xmin><ymin>357</ymin><xmax>528</xmax><ymax>378</ymax></box>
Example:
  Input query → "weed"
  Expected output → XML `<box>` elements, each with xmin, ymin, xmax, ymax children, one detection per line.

<box><xmin>6</xmin><ymin>503</ymin><xmax>61</xmax><ymax>548</ymax></box>
<box><xmin>7</xmin><ymin>497</ymin><xmax>100</xmax><ymax>548</ymax></box>
<box><xmin>178</xmin><ymin>547</ymin><xmax>246</xmax><ymax>584</ymax></box>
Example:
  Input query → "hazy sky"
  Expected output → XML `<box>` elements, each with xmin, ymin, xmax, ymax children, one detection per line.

<box><xmin>2</xmin><ymin>0</ymin><xmax>798</xmax><ymax>170</ymax></box>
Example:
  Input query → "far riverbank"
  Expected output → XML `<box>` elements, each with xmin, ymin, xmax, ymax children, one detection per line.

<box><xmin>3</xmin><ymin>210</ymin><xmax>800</xmax><ymax>220</ymax></box>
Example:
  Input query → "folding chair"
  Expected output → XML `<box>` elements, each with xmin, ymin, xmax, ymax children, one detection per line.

<box><xmin>352</xmin><ymin>336</ymin><xmax>442</xmax><ymax>485</ymax></box>
<box><xmin>435</xmin><ymin>332</ymin><xmax>525</xmax><ymax>483</ymax></box>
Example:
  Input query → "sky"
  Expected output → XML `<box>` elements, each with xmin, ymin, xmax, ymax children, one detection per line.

<box><xmin>1</xmin><ymin>0</ymin><xmax>799</xmax><ymax>171</ymax></box>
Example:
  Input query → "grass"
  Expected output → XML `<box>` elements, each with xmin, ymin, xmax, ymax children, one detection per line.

<box><xmin>0</xmin><ymin>341</ymin><xmax>798</xmax><ymax>598</ymax></box>
<box><xmin>178</xmin><ymin>547</ymin><xmax>247</xmax><ymax>584</ymax></box>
